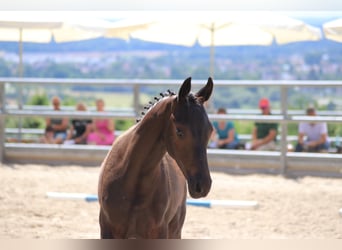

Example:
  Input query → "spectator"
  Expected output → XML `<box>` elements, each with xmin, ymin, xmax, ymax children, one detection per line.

<box><xmin>249</xmin><ymin>98</ymin><xmax>278</xmax><ymax>151</ymax></box>
<box><xmin>209</xmin><ymin>108</ymin><xmax>239</xmax><ymax>149</ymax></box>
<box><xmin>87</xmin><ymin>99</ymin><xmax>115</xmax><ymax>145</ymax></box>
<box><xmin>295</xmin><ymin>107</ymin><xmax>330</xmax><ymax>153</ymax></box>
<box><xmin>39</xmin><ymin>125</ymin><xmax>55</xmax><ymax>144</ymax></box>
<box><xmin>44</xmin><ymin>96</ymin><xmax>69</xmax><ymax>144</ymax></box>
<box><xmin>65</xmin><ymin>102</ymin><xmax>92</xmax><ymax>145</ymax></box>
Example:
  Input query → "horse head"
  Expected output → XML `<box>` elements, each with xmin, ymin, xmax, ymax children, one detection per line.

<box><xmin>165</xmin><ymin>77</ymin><xmax>213</xmax><ymax>198</ymax></box>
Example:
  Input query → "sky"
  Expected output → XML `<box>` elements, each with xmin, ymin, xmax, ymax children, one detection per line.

<box><xmin>0</xmin><ymin>0</ymin><xmax>341</xmax><ymax>23</ymax></box>
<box><xmin>0</xmin><ymin>10</ymin><xmax>341</xmax><ymax>24</ymax></box>
<box><xmin>0</xmin><ymin>0</ymin><xmax>342</xmax><ymax>11</ymax></box>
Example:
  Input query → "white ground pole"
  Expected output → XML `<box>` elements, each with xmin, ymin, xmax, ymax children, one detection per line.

<box><xmin>46</xmin><ymin>192</ymin><xmax>259</xmax><ymax>209</ymax></box>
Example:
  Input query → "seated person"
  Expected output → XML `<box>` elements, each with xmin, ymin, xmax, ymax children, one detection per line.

<box><xmin>295</xmin><ymin>107</ymin><xmax>330</xmax><ymax>153</ymax></box>
<box><xmin>39</xmin><ymin>125</ymin><xmax>55</xmax><ymax>144</ymax></box>
<box><xmin>87</xmin><ymin>99</ymin><xmax>115</xmax><ymax>146</ymax></box>
<box><xmin>45</xmin><ymin>96</ymin><xmax>69</xmax><ymax>144</ymax></box>
<box><xmin>250</xmin><ymin>98</ymin><xmax>278</xmax><ymax>151</ymax></box>
<box><xmin>65</xmin><ymin>102</ymin><xmax>92</xmax><ymax>144</ymax></box>
<box><xmin>209</xmin><ymin>107</ymin><xmax>239</xmax><ymax>149</ymax></box>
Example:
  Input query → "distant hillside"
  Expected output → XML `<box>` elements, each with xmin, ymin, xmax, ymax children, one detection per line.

<box><xmin>1</xmin><ymin>37</ymin><xmax>341</xmax><ymax>61</ymax></box>
<box><xmin>0</xmin><ymin>37</ymin><xmax>186</xmax><ymax>53</ymax></box>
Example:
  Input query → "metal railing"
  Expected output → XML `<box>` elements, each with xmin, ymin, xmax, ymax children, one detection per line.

<box><xmin>0</xmin><ymin>77</ymin><xmax>341</xmax><ymax>176</ymax></box>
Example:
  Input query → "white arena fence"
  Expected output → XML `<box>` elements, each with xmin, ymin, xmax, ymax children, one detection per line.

<box><xmin>0</xmin><ymin>78</ymin><xmax>341</xmax><ymax>177</ymax></box>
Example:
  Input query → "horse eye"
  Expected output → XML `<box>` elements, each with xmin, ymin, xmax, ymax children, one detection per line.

<box><xmin>176</xmin><ymin>128</ymin><xmax>184</xmax><ymax>137</ymax></box>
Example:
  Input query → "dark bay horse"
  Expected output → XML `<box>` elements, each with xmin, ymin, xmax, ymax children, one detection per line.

<box><xmin>98</xmin><ymin>77</ymin><xmax>214</xmax><ymax>238</ymax></box>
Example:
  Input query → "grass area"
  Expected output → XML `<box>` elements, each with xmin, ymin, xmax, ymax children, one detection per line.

<box><xmin>61</xmin><ymin>92</ymin><xmax>152</xmax><ymax>109</ymax></box>
<box><xmin>94</xmin><ymin>93</ymin><xmax>151</xmax><ymax>108</ymax></box>
<box><xmin>234</xmin><ymin>121</ymin><xmax>254</xmax><ymax>135</ymax></box>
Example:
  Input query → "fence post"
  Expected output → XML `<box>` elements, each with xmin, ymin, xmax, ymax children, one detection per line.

<box><xmin>0</xmin><ymin>82</ymin><xmax>5</xmax><ymax>163</ymax></box>
<box><xmin>280</xmin><ymin>85</ymin><xmax>288</xmax><ymax>175</ymax></box>
<box><xmin>133</xmin><ymin>84</ymin><xmax>140</xmax><ymax>118</ymax></box>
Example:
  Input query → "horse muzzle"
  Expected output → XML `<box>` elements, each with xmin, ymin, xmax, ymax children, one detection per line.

<box><xmin>187</xmin><ymin>174</ymin><xmax>212</xmax><ymax>198</ymax></box>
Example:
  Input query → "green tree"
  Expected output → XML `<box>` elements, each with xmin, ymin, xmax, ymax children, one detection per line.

<box><xmin>24</xmin><ymin>92</ymin><xmax>49</xmax><ymax>129</ymax></box>
<box><xmin>27</xmin><ymin>92</ymin><xmax>49</xmax><ymax>105</ymax></box>
<box><xmin>115</xmin><ymin>120</ymin><xmax>135</xmax><ymax>131</ymax></box>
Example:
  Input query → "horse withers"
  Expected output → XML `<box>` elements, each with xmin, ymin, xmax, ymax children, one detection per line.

<box><xmin>98</xmin><ymin>77</ymin><xmax>214</xmax><ymax>238</ymax></box>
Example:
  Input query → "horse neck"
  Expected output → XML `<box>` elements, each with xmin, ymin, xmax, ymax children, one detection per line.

<box><xmin>132</xmin><ymin>97</ymin><xmax>173</xmax><ymax>172</ymax></box>
<box><xmin>107</xmin><ymin>98</ymin><xmax>172</xmax><ymax>204</ymax></box>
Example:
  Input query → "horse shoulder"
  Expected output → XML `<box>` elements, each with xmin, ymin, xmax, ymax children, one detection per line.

<box><xmin>101</xmin><ymin>128</ymin><xmax>135</xmax><ymax>175</ymax></box>
<box><xmin>160</xmin><ymin>154</ymin><xmax>187</xmax><ymax>216</ymax></box>
<box><xmin>98</xmin><ymin>129</ymin><xmax>136</xmax><ymax>208</ymax></box>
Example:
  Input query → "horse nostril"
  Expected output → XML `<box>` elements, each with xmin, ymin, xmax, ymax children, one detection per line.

<box><xmin>195</xmin><ymin>182</ymin><xmax>202</xmax><ymax>194</ymax></box>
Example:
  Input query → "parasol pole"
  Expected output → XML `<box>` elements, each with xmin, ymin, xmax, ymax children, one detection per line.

<box><xmin>206</xmin><ymin>23</ymin><xmax>215</xmax><ymax>113</ymax></box>
<box><xmin>209</xmin><ymin>23</ymin><xmax>215</xmax><ymax>78</ymax></box>
<box><xmin>18</xmin><ymin>27</ymin><xmax>23</xmax><ymax>141</ymax></box>
<box><xmin>18</xmin><ymin>28</ymin><xmax>23</xmax><ymax>77</ymax></box>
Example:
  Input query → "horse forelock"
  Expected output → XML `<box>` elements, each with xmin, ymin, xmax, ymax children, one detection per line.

<box><xmin>174</xmin><ymin>93</ymin><xmax>206</xmax><ymax>122</ymax></box>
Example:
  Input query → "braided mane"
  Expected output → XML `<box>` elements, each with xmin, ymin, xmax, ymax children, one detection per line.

<box><xmin>136</xmin><ymin>89</ymin><xmax>176</xmax><ymax>123</ymax></box>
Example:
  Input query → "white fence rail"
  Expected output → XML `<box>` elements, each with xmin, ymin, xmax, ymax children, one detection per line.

<box><xmin>0</xmin><ymin>77</ymin><xmax>341</xmax><ymax>177</ymax></box>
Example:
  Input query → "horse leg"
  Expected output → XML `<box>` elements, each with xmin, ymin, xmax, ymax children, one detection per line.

<box><xmin>167</xmin><ymin>204</ymin><xmax>186</xmax><ymax>239</ymax></box>
<box><xmin>99</xmin><ymin>209</ymin><xmax>114</xmax><ymax>239</ymax></box>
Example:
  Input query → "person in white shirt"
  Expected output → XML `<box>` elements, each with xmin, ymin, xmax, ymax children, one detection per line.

<box><xmin>295</xmin><ymin>107</ymin><xmax>330</xmax><ymax>152</ymax></box>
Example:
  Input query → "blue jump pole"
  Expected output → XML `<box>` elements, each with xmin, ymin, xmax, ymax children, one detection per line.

<box><xmin>46</xmin><ymin>192</ymin><xmax>258</xmax><ymax>209</ymax></box>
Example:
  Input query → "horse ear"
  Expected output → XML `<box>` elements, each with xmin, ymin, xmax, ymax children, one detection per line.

<box><xmin>177</xmin><ymin>77</ymin><xmax>191</xmax><ymax>102</ymax></box>
<box><xmin>195</xmin><ymin>77</ymin><xmax>213</xmax><ymax>103</ymax></box>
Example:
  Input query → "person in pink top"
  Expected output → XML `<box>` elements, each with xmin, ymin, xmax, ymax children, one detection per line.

<box><xmin>87</xmin><ymin>99</ymin><xmax>115</xmax><ymax>145</ymax></box>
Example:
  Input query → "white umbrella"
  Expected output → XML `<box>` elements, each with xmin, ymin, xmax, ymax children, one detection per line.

<box><xmin>0</xmin><ymin>11</ymin><xmax>118</xmax><ymax>76</ymax></box>
<box><xmin>106</xmin><ymin>11</ymin><xmax>322</xmax><ymax>76</ymax></box>
<box><xmin>0</xmin><ymin>11</ymin><xmax>120</xmax><ymax>140</ymax></box>
<box><xmin>323</xmin><ymin>18</ymin><xmax>342</xmax><ymax>42</ymax></box>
